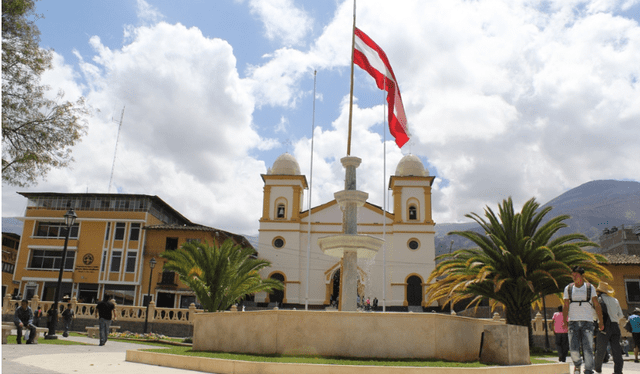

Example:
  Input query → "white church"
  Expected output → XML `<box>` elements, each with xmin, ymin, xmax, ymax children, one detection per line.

<box><xmin>255</xmin><ymin>152</ymin><xmax>438</xmax><ymax>311</ymax></box>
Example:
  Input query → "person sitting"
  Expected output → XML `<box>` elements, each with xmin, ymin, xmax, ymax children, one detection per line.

<box><xmin>14</xmin><ymin>299</ymin><xmax>37</xmax><ymax>344</ymax></box>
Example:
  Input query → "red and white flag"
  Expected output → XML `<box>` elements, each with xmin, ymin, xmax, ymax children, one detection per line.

<box><xmin>353</xmin><ymin>28</ymin><xmax>410</xmax><ymax>148</ymax></box>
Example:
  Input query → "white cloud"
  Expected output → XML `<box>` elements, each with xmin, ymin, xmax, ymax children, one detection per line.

<box><xmin>136</xmin><ymin>0</ymin><xmax>165</xmax><ymax>25</ymax></box>
<box><xmin>3</xmin><ymin>0</ymin><xmax>639</xmax><ymax>239</ymax></box>
<box><xmin>247</xmin><ymin>0</ymin><xmax>312</xmax><ymax>46</ymax></box>
<box><xmin>254</xmin><ymin>0</ymin><xmax>640</xmax><ymax>223</ymax></box>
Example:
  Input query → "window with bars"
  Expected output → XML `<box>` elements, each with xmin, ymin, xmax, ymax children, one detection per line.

<box><xmin>114</xmin><ymin>223</ymin><xmax>126</xmax><ymax>240</ymax></box>
<box><xmin>34</xmin><ymin>222</ymin><xmax>79</xmax><ymax>239</ymax></box>
<box><xmin>129</xmin><ymin>223</ymin><xmax>141</xmax><ymax>241</ymax></box>
<box><xmin>125</xmin><ymin>252</ymin><xmax>137</xmax><ymax>273</ymax></box>
<box><xmin>29</xmin><ymin>250</ymin><xmax>75</xmax><ymax>270</ymax></box>
<box><xmin>110</xmin><ymin>251</ymin><xmax>122</xmax><ymax>272</ymax></box>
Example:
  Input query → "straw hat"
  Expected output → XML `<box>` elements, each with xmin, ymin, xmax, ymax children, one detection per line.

<box><xmin>596</xmin><ymin>282</ymin><xmax>614</xmax><ymax>295</ymax></box>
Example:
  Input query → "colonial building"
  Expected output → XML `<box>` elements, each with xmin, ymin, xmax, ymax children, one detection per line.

<box><xmin>142</xmin><ymin>224</ymin><xmax>254</xmax><ymax>308</ymax></box>
<box><xmin>255</xmin><ymin>153</ymin><xmax>437</xmax><ymax>310</ymax></box>
<box><xmin>2</xmin><ymin>232</ymin><xmax>20</xmax><ymax>299</ymax></box>
<box><xmin>12</xmin><ymin>192</ymin><xmax>252</xmax><ymax>308</ymax></box>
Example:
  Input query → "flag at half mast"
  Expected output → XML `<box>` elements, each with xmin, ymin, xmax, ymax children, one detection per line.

<box><xmin>353</xmin><ymin>28</ymin><xmax>410</xmax><ymax>148</ymax></box>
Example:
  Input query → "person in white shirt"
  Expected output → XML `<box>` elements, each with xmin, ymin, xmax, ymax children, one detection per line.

<box><xmin>594</xmin><ymin>282</ymin><xmax>624</xmax><ymax>374</ymax></box>
<box><xmin>563</xmin><ymin>266</ymin><xmax>604</xmax><ymax>374</ymax></box>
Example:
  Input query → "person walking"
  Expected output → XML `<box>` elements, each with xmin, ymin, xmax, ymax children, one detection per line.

<box><xmin>629</xmin><ymin>308</ymin><xmax>640</xmax><ymax>363</ymax></box>
<box><xmin>553</xmin><ymin>306</ymin><xmax>569</xmax><ymax>362</ymax></box>
<box><xmin>95</xmin><ymin>294</ymin><xmax>117</xmax><ymax>346</ymax></box>
<box><xmin>61</xmin><ymin>303</ymin><xmax>75</xmax><ymax>337</ymax></box>
<box><xmin>563</xmin><ymin>266</ymin><xmax>604</xmax><ymax>374</ymax></box>
<box><xmin>14</xmin><ymin>299</ymin><xmax>37</xmax><ymax>344</ymax></box>
<box><xmin>593</xmin><ymin>282</ymin><xmax>624</xmax><ymax>374</ymax></box>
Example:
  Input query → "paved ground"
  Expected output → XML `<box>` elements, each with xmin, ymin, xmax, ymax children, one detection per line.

<box><xmin>1</xmin><ymin>334</ymin><xmax>211</xmax><ymax>374</ymax></box>
<box><xmin>3</xmin><ymin>332</ymin><xmax>640</xmax><ymax>374</ymax></box>
<box><xmin>539</xmin><ymin>354</ymin><xmax>640</xmax><ymax>374</ymax></box>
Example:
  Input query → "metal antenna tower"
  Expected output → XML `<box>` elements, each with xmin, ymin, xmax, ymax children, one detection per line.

<box><xmin>108</xmin><ymin>107</ymin><xmax>125</xmax><ymax>193</ymax></box>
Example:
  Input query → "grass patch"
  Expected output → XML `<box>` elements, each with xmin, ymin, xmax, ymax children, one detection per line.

<box><xmin>108</xmin><ymin>338</ymin><xmax>179</xmax><ymax>347</ymax></box>
<box><xmin>4</xmin><ymin>335</ymin><xmax>89</xmax><ymax>345</ymax></box>
<box><xmin>140</xmin><ymin>346</ymin><xmax>491</xmax><ymax>367</ymax></box>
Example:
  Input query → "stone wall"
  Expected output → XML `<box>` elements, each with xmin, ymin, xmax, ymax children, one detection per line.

<box><xmin>192</xmin><ymin>309</ymin><xmax>530</xmax><ymax>363</ymax></box>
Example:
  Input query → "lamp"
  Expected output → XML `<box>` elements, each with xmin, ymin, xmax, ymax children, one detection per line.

<box><xmin>143</xmin><ymin>257</ymin><xmax>157</xmax><ymax>334</ymax></box>
<box><xmin>45</xmin><ymin>208</ymin><xmax>77</xmax><ymax>339</ymax></box>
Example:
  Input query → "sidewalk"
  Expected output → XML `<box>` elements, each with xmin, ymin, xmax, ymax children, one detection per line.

<box><xmin>1</xmin><ymin>334</ymin><xmax>211</xmax><ymax>374</ymax></box>
<box><xmin>3</xmin><ymin>333</ymin><xmax>640</xmax><ymax>374</ymax></box>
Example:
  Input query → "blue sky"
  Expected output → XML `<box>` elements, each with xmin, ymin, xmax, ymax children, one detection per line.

<box><xmin>2</xmin><ymin>0</ymin><xmax>640</xmax><ymax>236</ymax></box>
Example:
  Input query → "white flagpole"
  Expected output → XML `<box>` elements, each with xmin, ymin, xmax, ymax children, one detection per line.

<box><xmin>305</xmin><ymin>70</ymin><xmax>317</xmax><ymax>311</ymax></box>
<box><xmin>382</xmin><ymin>82</ymin><xmax>387</xmax><ymax>313</ymax></box>
<box><xmin>346</xmin><ymin>0</ymin><xmax>356</xmax><ymax>156</ymax></box>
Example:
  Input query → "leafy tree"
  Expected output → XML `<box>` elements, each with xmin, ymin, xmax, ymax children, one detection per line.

<box><xmin>2</xmin><ymin>0</ymin><xmax>89</xmax><ymax>187</ymax></box>
<box><xmin>426</xmin><ymin>197</ymin><xmax>610</xmax><ymax>337</ymax></box>
<box><xmin>160</xmin><ymin>239</ymin><xmax>284</xmax><ymax>312</ymax></box>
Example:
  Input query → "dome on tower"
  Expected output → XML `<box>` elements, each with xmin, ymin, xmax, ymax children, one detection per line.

<box><xmin>268</xmin><ymin>153</ymin><xmax>301</xmax><ymax>175</ymax></box>
<box><xmin>395</xmin><ymin>154</ymin><xmax>429</xmax><ymax>177</ymax></box>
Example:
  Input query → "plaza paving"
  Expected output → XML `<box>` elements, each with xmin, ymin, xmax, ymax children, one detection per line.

<box><xmin>2</xmin><ymin>332</ymin><xmax>640</xmax><ymax>374</ymax></box>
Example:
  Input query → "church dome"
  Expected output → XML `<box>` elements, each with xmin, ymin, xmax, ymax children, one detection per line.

<box><xmin>395</xmin><ymin>154</ymin><xmax>429</xmax><ymax>176</ymax></box>
<box><xmin>268</xmin><ymin>153</ymin><xmax>301</xmax><ymax>175</ymax></box>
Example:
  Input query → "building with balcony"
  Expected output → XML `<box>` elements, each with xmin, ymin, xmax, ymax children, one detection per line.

<box><xmin>12</xmin><ymin>192</ymin><xmax>253</xmax><ymax>308</ymax></box>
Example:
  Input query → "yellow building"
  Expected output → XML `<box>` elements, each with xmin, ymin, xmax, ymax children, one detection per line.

<box><xmin>13</xmin><ymin>192</ymin><xmax>254</xmax><ymax>307</ymax></box>
<box><xmin>13</xmin><ymin>192</ymin><xmax>194</xmax><ymax>305</ymax></box>
<box><xmin>141</xmin><ymin>224</ymin><xmax>254</xmax><ymax>308</ymax></box>
<box><xmin>599</xmin><ymin>253</ymin><xmax>640</xmax><ymax>314</ymax></box>
<box><xmin>2</xmin><ymin>232</ymin><xmax>20</xmax><ymax>299</ymax></box>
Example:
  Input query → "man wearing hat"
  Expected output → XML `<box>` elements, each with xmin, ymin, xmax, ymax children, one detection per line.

<box><xmin>594</xmin><ymin>282</ymin><xmax>624</xmax><ymax>374</ymax></box>
<box><xmin>629</xmin><ymin>307</ymin><xmax>640</xmax><ymax>363</ymax></box>
<box><xmin>563</xmin><ymin>266</ymin><xmax>604</xmax><ymax>374</ymax></box>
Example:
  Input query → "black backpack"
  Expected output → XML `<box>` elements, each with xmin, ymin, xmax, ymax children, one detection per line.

<box><xmin>598</xmin><ymin>295</ymin><xmax>611</xmax><ymax>331</ymax></box>
<box><xmin>568</xmin><ymin>282</ymin><xmax>592</xmax><ymax>307</ymax></box>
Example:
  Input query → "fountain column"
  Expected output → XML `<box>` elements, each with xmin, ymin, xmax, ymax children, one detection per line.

<box><xmin>318</xmin><ymin>156</ymin><xmax>383</xmax><ymax>312</ymax></box>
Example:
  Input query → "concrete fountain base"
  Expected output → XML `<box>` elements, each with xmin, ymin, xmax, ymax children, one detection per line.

<box><xmin>192</xmin><ymin>310</ymin><xmax>530</xmax><ymax>365</ymax></box>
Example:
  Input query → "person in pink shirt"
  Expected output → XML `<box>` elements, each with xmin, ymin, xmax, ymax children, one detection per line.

<box><xmin>553</xmin><ymin>305</ymin><xmax>569</xmax><ymax>362</ymax></box>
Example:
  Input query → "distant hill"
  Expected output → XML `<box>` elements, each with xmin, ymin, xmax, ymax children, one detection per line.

<box><xmin>435</xmin><ymin>180</ymin><xmax>640</xmax><ymax>256</ymax></box>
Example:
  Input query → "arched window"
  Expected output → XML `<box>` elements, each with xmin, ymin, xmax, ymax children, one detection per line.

<box><xmin>407</xmin><ymin>199</ymin><xmax>419</xmax><ymax>221</ymax></box>
<box><xmin>408</xmin><ymin>206</ymin><xmax>417</xmax><ymax>220</ymax></box>
<box><xmin>275</xmin><ymin>198</ymin><xmax>287</xmax><ymax>219</ymax></box>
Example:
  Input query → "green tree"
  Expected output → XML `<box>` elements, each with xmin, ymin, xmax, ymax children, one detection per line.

<box><xmin>426</xmin><ymin>197</ymin><xmax>610</xmax><ymax>336</ymax></box>
<box><xmin>2</xmin><ymin>0</ymin><xmax>89</xmax><ymax>187</ymax></box>
<box><xmin>160</xmin><ymin>239</ymin><xmax>284</xmax><ymax>312</ymax></box>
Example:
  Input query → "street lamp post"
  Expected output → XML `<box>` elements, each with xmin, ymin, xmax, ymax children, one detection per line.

<box><xmin>143</xmin><ymin>257</ymin><xmax>156</xmax><ymax>334</ymax></box>
<box><xmin>46</xmin><ymin>208</ymin><xmax>77</xmax><ymax>339</ymax></box>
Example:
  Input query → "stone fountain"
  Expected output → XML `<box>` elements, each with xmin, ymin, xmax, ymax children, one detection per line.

<box><xmin>317</xmin><ymin>156</ymin><xmax>383</xmax><ymax>311</ymax></box>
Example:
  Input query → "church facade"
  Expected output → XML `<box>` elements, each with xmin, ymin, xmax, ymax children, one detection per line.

<box><xmin>255</xmin><ymin>153</ymin><xmax>437</xmax><ymax>310</ymax></box>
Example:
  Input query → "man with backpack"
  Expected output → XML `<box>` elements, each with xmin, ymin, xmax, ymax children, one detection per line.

<box><xmin>563</xmin><ymin>266</ymin><xmax>604</xmax><ymax>374</ymax></box>
<box><xmin>593</xmin><ymin>282</ymin><xmax>624</xmax><ymax>374</ymax></box>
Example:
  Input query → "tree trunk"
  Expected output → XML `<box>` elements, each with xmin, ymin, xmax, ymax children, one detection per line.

<box><xmin>505</xmin><ymin>303</ymin><xmax>533</xmax><ymax>349</ymax></box>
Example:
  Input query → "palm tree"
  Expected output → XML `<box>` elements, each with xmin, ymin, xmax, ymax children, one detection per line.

<box><xmin>426</xmin><ymin>197</ymin><xmax>610</xmax><ymax>335</ymax></box>
<box><xmin>160</xmin><ymin>239</ymin><xmax>283</xmax><ymax>312</ymax></box>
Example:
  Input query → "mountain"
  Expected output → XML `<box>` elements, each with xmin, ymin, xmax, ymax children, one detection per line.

<box><xmin>435</xmin><ymin>180</ymin><xmax>640</xmax><ymax>256</ymax></box>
